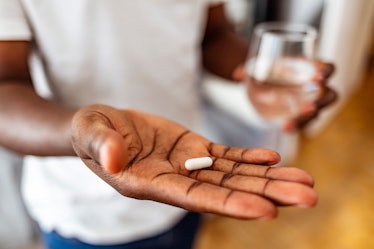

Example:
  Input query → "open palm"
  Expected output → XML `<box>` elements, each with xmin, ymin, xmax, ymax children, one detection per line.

<box><xmin>71</xmin><ymin>104</ymin><xmax>317</xmax><ymax>220</ymax></box>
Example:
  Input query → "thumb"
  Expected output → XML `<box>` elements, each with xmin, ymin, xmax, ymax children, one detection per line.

<box><xmin>95</xmin><ymin>128</ymin><xmax>128</xmax><ymax>174</ymax></box>
<box><xmin>71</xmin><ymin>109</ymin><xmax>129</xmax><ymax>174</ymax></box>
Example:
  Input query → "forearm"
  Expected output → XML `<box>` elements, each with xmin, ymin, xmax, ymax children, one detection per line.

<box><xmin>202</xmin><ymin>30</ymin><xmax>248</xmax><ymax>80</ymax></box>
<box><xmin>0</xmin><ymin>81</ymin><xmax>76</xmax><ymax>156</ymax></box>
<box><xmin>202</xmin><ymin>4</ymin><xmax>249</xmax><ymax>81</ymax></box>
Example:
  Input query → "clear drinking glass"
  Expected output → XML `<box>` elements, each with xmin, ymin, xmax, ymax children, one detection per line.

<box><xmin>245</xmin><ymin>22</ymin><xmax>321</xmax><ymax>126</ymax></box>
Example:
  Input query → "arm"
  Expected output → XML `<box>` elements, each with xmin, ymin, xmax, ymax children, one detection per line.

<box><xmin>202</xmin><ymin>4</ymin><xmax>248</xmax><ymax>81</ymax></box>
<box><xmin>0</xmin><ymin>41</ymin><xmax>75</xmax><ymax>156</ymax></box>
<box><xmin>202</xmin><ymin>4</ymin><xmax>337</xmax><ymax>131</ymax></box>
<box><xmin>0</xmin><ymin>41</ymin><xmax>317</xmax><ymax>219</ymax></box>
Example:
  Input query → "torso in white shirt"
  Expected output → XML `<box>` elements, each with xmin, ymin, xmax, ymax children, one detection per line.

<box><xmin>0</xmin><ymin>0</ymin><xmax>218</xmax><ymax>244</ymax></box>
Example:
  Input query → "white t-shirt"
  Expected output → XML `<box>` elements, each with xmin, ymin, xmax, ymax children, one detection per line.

<box><xmin>0</xmin><ymin>0</ymin><xmax>221</xmax><ymax>245</ymax></box>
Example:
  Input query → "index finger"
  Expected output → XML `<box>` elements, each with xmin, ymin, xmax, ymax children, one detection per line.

<box><xmin>209</xmin><ymin>144</ymin><xmax>281</xmax><ymax>166</ymax></box>
<box><xmin>312</xmin><ymin>61</ymin><xmax>335</xmax><ymax>83</ymax></box>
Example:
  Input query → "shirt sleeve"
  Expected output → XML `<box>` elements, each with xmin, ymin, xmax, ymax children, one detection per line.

<box><xmin>0</xmin><ymin>0</ymin><xmax>31</xmax><ymax>40</ymax></box>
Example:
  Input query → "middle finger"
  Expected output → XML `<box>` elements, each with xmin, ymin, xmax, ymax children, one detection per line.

<box><xmin>189</xmin><ymin>169</ymin><xmax>317</xmax><ymax>207</ymax></box>
<box><xmin>210</xmin><ymin>158</ymin><xmax>315</xmax><ymax>186</ymax></box>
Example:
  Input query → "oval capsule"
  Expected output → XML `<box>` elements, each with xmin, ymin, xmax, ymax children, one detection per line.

<box><xmin>184</xmin><ymin>157</ymin><xmax>213</xmax><ymax>171</ymax></box>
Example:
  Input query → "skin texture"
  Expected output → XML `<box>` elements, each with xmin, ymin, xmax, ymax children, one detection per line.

<box><xmin>70</xmin><ymin>105</ymin><xmax>317</xmax><ymax>219</ymax></box>
<box><xmin>0</xmin><ymin>4</ymin><xmax>333</xmax><ymax>219</ymax></box>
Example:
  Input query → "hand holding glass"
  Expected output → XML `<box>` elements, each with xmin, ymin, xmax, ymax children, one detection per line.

<box><xmin>245</xmin><ymin>22</ymin><xmax>321</xmax><ymax>125</ymax></box>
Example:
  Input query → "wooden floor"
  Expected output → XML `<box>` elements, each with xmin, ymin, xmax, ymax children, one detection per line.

<box><xmin>194</xmin><ymin>57</ymin><xmax>374</xmax><ymax>248</ymax></box>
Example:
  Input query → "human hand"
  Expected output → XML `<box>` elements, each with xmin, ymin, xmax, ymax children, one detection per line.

<box><xmin>283</xmin><ymin>60</ymin><xmax>337</xmax><ymax>131</ymax></box>
<box><xmin>71</xmin><ymin>104</ymin><xmax>317</xmax><ymax>220</ymax></box>
<box><xmin>233</xmin><ymin>60</ymin><xmax>337</xmax><ymax>132</ymax></box>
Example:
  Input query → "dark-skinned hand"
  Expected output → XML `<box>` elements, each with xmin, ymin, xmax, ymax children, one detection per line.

<box><xmin>71</xmin><ymin>104</ymin><xmax>317</xmax><ymax>220</ymax></box>
<box><xmin>233</xmin><ymin>60</ymin><xmax>337</xmax><ymax>132</ymax></box>
<box><xmin>284</xmin><ymin>60</ymin><xmax>337</xmax><ymax>131</ymax></box>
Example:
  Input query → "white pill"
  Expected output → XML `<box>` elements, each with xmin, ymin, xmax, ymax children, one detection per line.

<box><xmin>185</xmin><ymin>157</ymin><xmax>213</xmax><ymax>171</ymax></box>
